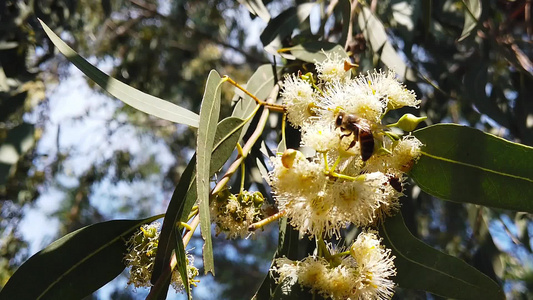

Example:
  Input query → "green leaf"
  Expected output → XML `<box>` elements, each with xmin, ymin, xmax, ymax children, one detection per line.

<box><xmin>238</xmin><ymin>0</ymin><xmax>271</xmax><ymax>22</ymax></box>
<box><xmin>0</xmin><ymin>217</ymin><xmax>160</xmax><ymax>300</ymax></box>
<box><xmin>410</xmin><ymin>124</ymin><xmax>533</xmax><ymax>212</ymax></box>
<box><xmin>421</xmin><ymin>0</ymin><xmax>432</xmax><ymax>39</ymax></box>
<box><xmin>381</xmin><ymin>213</ymin><xmax>505</xmax><ymax>300</ymax></box>
<box><xmin>38</xmin><ymin>19</ymin><xmax>199</xmax><ymax>128</ymax></box>
<box><xmin>232</xmin><ymin>64</ymin><xmax>282</xmax><ymax>139</ymax></box>
<box><xmin>281</xmin><ymin>42</ymin><xmax>347</xmax><ymax>63</ymax></box>
<box><xmin>357</xmin><ymin>6</ymin><xmax>416</xmax><ymax>81</ymax></box>
<box><xmin>0</xmin><ymin>122</ymin><xmax>34</xmax><ymax>185</ymax></box>
<box><xmin>174</xmin><ymin>226</ymin><xmax>190</xmax><ymax>299</ymax></box>
<box><xmin>337</xmin><ymin>0</ymin><xmax>350</xmax><ymax>47</ymax></box>
<box><xmin>458</xmin><ymin>0</ymin><xmax>481</xmax><ymax>42</ymax></box>
<box><xmin>260</xmin><ymin>4</ymin><xmax>316</xmax><ymax>55</ymax></box>
<box><xmin>150</xmin><ymin>117</ymin><xmax>244</xmax><ymax>290</ymax></box>
<box><xmin>196</xmin><ymin>70</ymin><xmax>223</xmax><ymax>276</ymax></box>
<box><xmin>149</xmin><ymin>158</ymin><xmax>196</xmax><ymax>297</ymax></box>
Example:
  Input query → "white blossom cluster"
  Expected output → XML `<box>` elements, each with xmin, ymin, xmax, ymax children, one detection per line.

<box><xmin>124</xmin><ymin>223</ymin><xmax>199</xmax><ymax>292</ymax></box>
<box><xmin>272</xmin><ymin>52</ymin><xmax>423</xmax><ymax>239</ymax></box>
<box><xmin>273</xmin><ymin>230</ymin><xmax>396</xmax><ymax>300</ymax></box>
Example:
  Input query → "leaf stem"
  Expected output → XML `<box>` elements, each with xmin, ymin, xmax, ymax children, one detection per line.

<box><xmin>223</xmin><ymin>76</ymin><xmax>286</xmax><ymax>112</ymax></box>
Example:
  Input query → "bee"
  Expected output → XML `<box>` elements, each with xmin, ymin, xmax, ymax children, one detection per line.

<box><xmin>335</xmin><ymin>111</ymin><xmax>375</xmax><ymax>161</ymax></box>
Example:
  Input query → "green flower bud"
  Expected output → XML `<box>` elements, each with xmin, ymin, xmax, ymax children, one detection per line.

<box><xmin>389</xmin><ymin>114</ymin><xmax>426</xmax><ymax>132</ymax></box>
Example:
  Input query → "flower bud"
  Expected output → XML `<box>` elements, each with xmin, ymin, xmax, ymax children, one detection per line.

<box><xmin>281</xmin><ymin>149</ymin><xmax>305</xmax><ymax>169</ymax></box>
<box><xmin>390</xmin><ymin>113</ymin><xmax>426</xmax><ymax>132</ymax></box>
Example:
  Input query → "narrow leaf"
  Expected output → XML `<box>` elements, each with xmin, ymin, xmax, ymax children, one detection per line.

<box><xmin>174</xmin><ymin>226</ymin><xmax>190</xmax><ymax>298</ymax></box>
<box><xmin>381</xmin><ymin>213</ymin><xmax>504</xmax><ymax>300</ymax></box>
<box><xmin>39</xmin><ymin>19</ymin><xmax>199</xmax><ymax>127</ymax></box>
<box><xmin>196</xmin><ymin>70</ymin><xmax>223</xmax><ymax>275</ymax></box>
<box><xmin>238</xmin><ymin>0</ymin><xmax>271</xmax><ymax>22</ymax></box>
<box><xmin>151</xmin><ymin>117</ymin><xmax>244</xmax><ymax>287</ymax></box>
<box><xmin>357</xmin><ymin>7</ymin><xmax>416</xmax><ymax>81</ymax></box>
<box><xmin>0</xmin><ymin>217</ymin><xmax>160</xmax><ymax>300</ymax></box>
<box><xmin>280</xmin><ymin>42</ymin><xmax>347</xmax><ymax>63</ymax></box>
<box><xmin>337</xmin><ymin>0</ymin><xmax>350</xmax><ymax>47</ymax></box>
<box><xmin>410</xmin><ymin>124</ymin><xmax>533</xmax><ymax>212</ymax></box>
<box><xmin>421</xmin><ymin>0</ymin><xmax>432</xmax><ymax>39</ymax></box>
<box><xmin>458</xmin><ymin>0</ymin><xmax>481</xmax><ymax>42</ymax></box>
<box><xmin>260</xmin><ymin>4</ymin><xmax>316</xmax><ymax>55</ymax></box>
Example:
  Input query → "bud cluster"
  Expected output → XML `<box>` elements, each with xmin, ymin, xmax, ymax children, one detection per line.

<box><xmin>124</xmin><ymin>223</ymin><xmax>199</xmax><ymax>292</ymax></box>
<box><xmin>210</xmin><ymin>189</ymin><xmax>265</xmax><ymax>239</ymax></box>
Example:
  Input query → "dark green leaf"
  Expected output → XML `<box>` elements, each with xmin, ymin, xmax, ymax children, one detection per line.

<box><xmin>174</xmin><ymin>226</ymin><xmax>190</xmax><ymax>299</ymax></box>
<box><xmin>39</xmin><ymin>19</ymin><xmax>200</xmax><ymax>127</ymax></box>
<box><xmin>238</xmin><ymin>0</ymin><xmax>270</xmax><ymax>22</ymax></box>
<box><xmin>338</xmin><ymin>0</ymin><xmax>350</xmax><ymax>47</ymax></box>
<box><xmin>149</xmin><ymin>158</ymin><xmax>196</xmax><ymax>297</ymax></box>
<box><xmin>281</xmin><ymin>42</ymin><xmax>347</xmax><ymax>63</ymax></box>
<box><xmin>357</xmin><ymin>7</ymin><xmax>416</xmax><ymax>81</ymax></box>
<box><xmin>410</xmin><ymin>124</ymin><xmax>533</xmax><ymax>212</ymax></box>
<box><xmin>0</xmin><ymin>217</ymin><xmax>160</xmax><ymax>300</ymax></box>
<box><xmin>421</xmin><ymin>0</ymin><xmax>432</xmax><ymax>39</ymax></box>
<box><xmin>196</xmin><ymin>70</ymin><xmax>223</xmax><ymax>276</ymax></box>
<box><xmin>381</xmin><ymin>213</ymin><xmax>504</xmax><ymax>300</ymax></box>
<box><xmin>260</xmin><ymin>4</ymin><xmax>316</xmax><ymax>55</ymax></box>
<box><xmin>458</xmin><ymin>0</ymin><xmax>481</xmax><ymax>42</ymax></box>
<box><xmin>151</xmin><ymin>117</ymin><xmax>244</xmax><ymax>288</ymax></box>
<box><xmin>0</xmin><ymin>122</ymin><xmax>34</xmax><ymax>185</ymax></box>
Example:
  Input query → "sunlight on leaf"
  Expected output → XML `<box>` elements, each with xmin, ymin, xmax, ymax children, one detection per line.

<box><xmin>196</xmin><ymin>70</ymin><xmax>224</xmax><ymax>276</ymax></box>
<box><xmin>411</xmin><ymin>124</ymin><xmax>533</xmax><ymax>212</ymax></box>
<box><xmin>0</xmin><ymin>217</ymin><xmax>161</xmax><ymax>300</ymax></box>
<box><xmin>39</xmin><ymin>19</ymin><xmax>200</xmax><ymax>127</ymax></box>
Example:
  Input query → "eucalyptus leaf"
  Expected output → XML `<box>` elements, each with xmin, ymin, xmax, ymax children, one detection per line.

<box><xmin>0</xmin><ymin>217</ymin><xmax>160</xmax><ymax>300</ymax></box>
<box><xmin>381</xmin><ymin>213</ymin><xmax>504</xmax><ymax>300</ymax></box>
<box><xmin>196</xmin><ymin>70</ymin><xmax>223</xmax><ymax>276</ymax></box>
<box><xmin>260</xmin><ymin>4</ymin><xmax>316</xmax><ymax>55</ymax></box>
<box><xmin>338</xmin><ymin>0</ymin><xmax>350</xmax><ymax>47</ymax></box>
<box><xmin>410</xmin><ymin>124</ymin><xmax>533</xmax><ymax>212</ymax></box>
<box><xmin>281</xmin><ymin>42</ymin><xmax>347</xmax><ymax>63</ymax></box>
<box><xmin>39</xmin><ymin>19</ymin><xmax>200</xmax><ymax>128</ymax></box>
<box><xmin>458</xmin><ymin>0</ymin><xmax>481</xmax><ymax>42</ymax></box>
<box><xmin>151</xmin><ymin>117</ymin><xmax>244</xmax><ymax>288</ymax></box>
<box><xmin>357</xmin><ymin>6</ymin><xmax>416</xmax><ymax>81</ymax></box>
<box><xmin>174</xmin><ymin>226</ymin><xmax>190</xmax><ymax>299</ymax></box>
<box><xmin>238</xmin><ymin>0</ymin><xmax>270</xmax><ymax>22</ymax></box>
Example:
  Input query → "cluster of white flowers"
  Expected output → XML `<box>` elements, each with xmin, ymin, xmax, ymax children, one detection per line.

<box><xmin>272</xmin><ymin>52</ymin><xmax>423</xmax><ymax>239</ymax></box>
<box><xmin>267</xmin><ymin>52</ymin><xmax>426</xmax><ymax>299</ymax></box>
<box><xmin>124</xmin><ymin>223</ymin><xmax>199</xmax><ymax>292</ymax></box>
<box><xmin>273</xmin><ymin>230</ymin><xmax>396</xmax><ymax>300</ymax></box>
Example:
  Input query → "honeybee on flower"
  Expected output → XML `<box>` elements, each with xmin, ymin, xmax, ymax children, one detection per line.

<box><xmin>272</xmin><ymin>52</ymin><xmax>424</xmax><ymax>239</ymax></box>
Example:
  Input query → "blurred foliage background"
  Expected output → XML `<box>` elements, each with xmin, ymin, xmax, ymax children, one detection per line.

<box><xmin>0</xmin><ymin>0</ymin><xmax>531</xmax><ymax>299</ymax></box>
